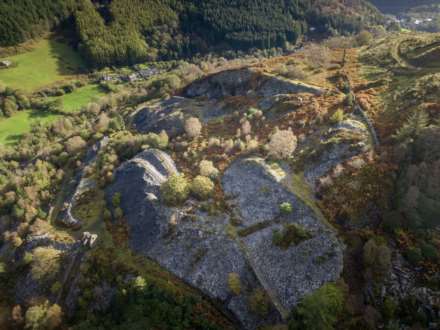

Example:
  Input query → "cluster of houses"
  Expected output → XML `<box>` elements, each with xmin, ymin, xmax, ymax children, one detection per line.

<box><xmin>101</xmin><ymin>66</ymin><xmax>162</xmax><ymax>83</ymax></box>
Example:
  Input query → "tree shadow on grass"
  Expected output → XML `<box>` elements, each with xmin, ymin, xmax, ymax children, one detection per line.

<box><xmin>48</xmin><ymin>38</ymin><xmax>88</xmax><ymax>76</ymax></box>
<box><xmin>5</xmin><ymin>134</ymin><xmax>23</xmax><ymax>144</ymax></box>
<box><xmin>28</xmin><ymin>109</ymin><xmax>58</xmax><ymax>120</ymax></box>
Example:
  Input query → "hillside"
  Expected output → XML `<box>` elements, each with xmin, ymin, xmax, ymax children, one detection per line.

<box><xmin>0</xmin><ymin>0</ymin><xmax>384</xmax><ymax>66</ymax></box>
<box><xmin>0</xmin><ymin>27</ymin><xmax>440</xmax><ymax>329</ymax></box>
<box><xmin>1</xmin><ymin>1</ymin><xmax>440</xmax><ymax>329</ymax></box>
<box><xmin>370</xmin><ymin>1</ymin><xmax>439</xmax><ymax>13</ymax></box>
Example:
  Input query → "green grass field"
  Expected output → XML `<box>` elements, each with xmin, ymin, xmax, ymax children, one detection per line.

<box><xmin>58</xmin><ymin>85</ymin><xmax>106</xmax><ymax>112</ymax></box>
<box><xmin>0</xmin><ymin>110</ymin><xmax>61</xmax><ymax>145</ymax></box>
<box><xmin>0</xmin><ymin>85</ymin><xmax>107</xmax><ymax>145</ymax></box>
<box><xmin>0</xmin><ymin>38</ymin><xmax>85</xmax><ymax>92</ymax></box>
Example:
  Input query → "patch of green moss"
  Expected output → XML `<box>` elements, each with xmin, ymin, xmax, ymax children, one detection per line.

<box><xmin>272</xmin><ymin>223</ymin><xmax>312</xmax><ymax>249</ymax></box>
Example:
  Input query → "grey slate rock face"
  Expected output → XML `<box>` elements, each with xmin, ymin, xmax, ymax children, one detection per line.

<box><xmin>131</xmin><ymin>96</ymin><xmax>187</xmax><ymax>138</ymax></box>
<box><xmin>184</xmin><ymin>68</ymin><xmax>324</xmax><ymax>100</ymax></box>
<box><xmin>106</xmin><ymin>149</ymin><xmax>280</xmax><ymax>329</ymax></box>
<box><xmin>106</xmin><ymin>149</ymin><xmax>177</xmax><ymax>253</ymax></box>
<box><xmin>222</xmin><ymin>157</ymin><xmax>344</xmax><ymax>315</ymax></box>
<box><xmin>303</xmin><ymin>118</ymin><xmax>372</xmax><ymax>187</ymax></box>
<box><xmin>108</xmin><ymin>150</ymin><xmax>343</xmax><ymax>328</ymax></box>
<box><xmin>131</xmin><ymin>96</ymin><xmax>230</xmax><ymax>138</ymax></box>
<box><xmin>132</xmin><ymin>69</ymin><xmax>324</xmax><ymax>140</ymax></box>
<box><xmin>184</xmin><ymin>69</ymin><xmax>255</xmax><ymax>99</ymax></box>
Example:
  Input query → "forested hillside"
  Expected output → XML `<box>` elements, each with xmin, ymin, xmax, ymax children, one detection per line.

<box><xmin>0</xmin><ymin>0</ymin><xmax>74</xmax><ymax>46</ymax></box>
<box><xmin>0</xmin><ymin>0</ymin><xmax>384</xmax><ymax>67</ymax></box>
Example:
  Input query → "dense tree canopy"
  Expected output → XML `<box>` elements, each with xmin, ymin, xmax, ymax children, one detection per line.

<box><xmin>0</xmin><ymin>0</ymin><xmax>384</xmax><ymax>66</ymax></box>
<box><xmin>0</xmin><ymin>0</ymin><xmax>74</xmax><ymax>46</ymax></box>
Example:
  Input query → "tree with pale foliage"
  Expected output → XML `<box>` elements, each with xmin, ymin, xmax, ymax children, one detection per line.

<box><xmin>267</xmin><ymin>129</ymin><xmax>297</xmax><ymax>159</ymax></box>
<box><xmin>25</xmin><ymin>301</ymin><xmax>62</xmax><ymax>330</ymax></box>
<box><xmin>199</xmin><ymin>160</ymin><xmax>219</xmax><ymax>178</ymax></box>
<box><xmin>161</xmin><ymin>174</ymin><xmax>190</xmax><ymax>205</ymax></box>
<box><xmin>65</xmin><ymin>136</ymin><xmax>87</xmax><ymax>154</ymax></box>
<box><xmin>184</xmin><ymin>117</ymin><xmax>202</xmax><ymax>138</ymax></box>
<box><xmin>190</xmin><ymin>175</ymin><xmax>215</xmax><ymax>200</ymax></box>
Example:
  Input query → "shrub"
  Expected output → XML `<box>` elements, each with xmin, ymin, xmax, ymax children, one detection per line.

<box><xmin>25</xmin><ymin>301</ymin><xmax>62</xmax><ymax>330</ymax></box>
<box><xmin>290</xmin><ymin>283</ymin><xmax>344</xmax><ymax>330</ymax></box>
<box><xmin>356</xmin><ymin>30</ymin><xmax>373</xmax><ymax>46</ymax></box>
<box><xmin>94</xmin><ymin>113</ymin><xmax>110</xmax><ymax>133</ymax></box>
<box><xmin>285</xmin><ymin>65</ymin><xmax>307</xmax><ymax>80</ymax></box>
<box><xmin>280</xmin><ymin>202</ymin><xmax>293</xmax><ymax>215</ymax></box>
<box><xmin>249</xmin><ymin>288</ymin><xmax>271</xmax><ymax>316</ymax></box>
<box><xmin>65</xmin><ymin>136</ymin><xmax>87</xmax><ymax>154</ymax></box>
<box><xmin>267</xmin><ymin>129</ymin><xmax>297</xmax><ymax>159</ymax></box>
<box><xmin>112</xmin><ymin>193</ymin><xmax>121</xmax><ymax>207</ymax></box>
<box><xmin>382</xmin><ymin>296</ymin><xmax>398</xmax><ymax>321</ymax></box>
<box><xmin>330</xmin><ymin>109</ymin><xmax>344</xmax><ymax>124</ymax></box>
<box><xmin>199</xmin><ymin>160</ymin><xmax>219</xmax><ymax>178</ymax></box>
<box><xmin>190</xmin><ymin>175</ymin><xmax>215</xmax><ymax>200</ymax></box>
<box><xmin>363</xmin><ymin>239</ymin><xmax>391</xmax><ymax>281</ymax></box>
<box><xmin>241</xmin><ymin>120</ymin><xmax>252</xmax><ymax>136</ymax></box>
<box><xmin>50</xmin><ymin>281</ymin><xmax>62</xmax><ymax>294</ymax></box>
<box><xmin>161</xmin><ymin>174</ymin><xmax>190</xmax><ymax>205</ymax></box>
<box><xmin>145</xmin><ymin>131</ymin><xmax>169</xmax><ymax>149</ymax></box>
<box><xmin>114</xmin><ymin>207</ymin><xmax>124</xmax><ymax>219</ymax></box>
<box><xmin>0</xmin><ymin>262</ymin><xmax>6</xmax><ymax>274</ymax></box>
<box><xmin>324</xmin><ymin>36</ymin><xmax>355</xmax><ymax>49</ymax></box>
<box><xmin>345</xmin><ymin>93</ymin><xmax>355</xmax><ymax>107</ymax></box>
<box><xmin>3</xmin><ymin>97</ymin><xmax>18</xmax><ymax>116</ymax></box>
<box><xmin>272</xmin><ymin>223</ymin><xmax>312</xmax><ymax>249</ymax></box>
<box><xmin>421</xmin><ymin>243</ymin><xmax>438</xmax><ymax>262</ymax></box>
<box><xmin>164</xmin><ymin>74</ymin><xmax>182</xmax><ymax>91</ymax></box>
<box><xmin>184</xmin><ymin>117</ymin><xmax>202</xmax><ymax>138</ymax></box>
<box><xmin>228</xmin><ymin>273</ymin><xmax>241</xmax><ymax>295</ymax></box>
<box><xmin>132</xmin><ymin>276</ymin><xmax>147</xmax><ymax>291</ymax></box>
<box><xmin>15</xmin><ymin>92</ymin><xmax>30</xmax><ymax>109</ymax></box>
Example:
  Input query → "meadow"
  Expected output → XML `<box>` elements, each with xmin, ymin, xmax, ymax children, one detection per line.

<box><xmin>57</xmin><ymin>84</ymin><xmax>106</xmax><ymax>112</ymax></box>
<box><xmin>0</xmin><ymin>110</ymin><xmax>60</xmax><ymax>145</ymax></box>
<box><xmin>0</xmin><ymin>38</ymin><xmax>109</xmax><ymax>145</ymax></box>
<box><xmin>0</xmin><ymin>38</ymin><xmax>85</xmax><ymax>92</ymax></box>
<box><xmin>0</xmin><ymin>85</ymin><xmax>106</xmax><ymax>145</ymax></box>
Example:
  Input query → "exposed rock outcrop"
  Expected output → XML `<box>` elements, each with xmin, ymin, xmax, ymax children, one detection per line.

<box><xmin>131</xmin><ymin>68</ymin><xmax>324</xmax><ymax>138</ymax></box>
<box><xmin>184</xmin><ymin>68</ymin><xmax>324</xmax><ymax>100</ymax></box>
<box><xmin>107</xmin><ymin>149</ymin><xmax>272</xmax><ymax>329</ymax></box>
<box><xmin>303</xmin><ymin>117</ymin><xmax>372</xmax><ymax>188</ymax></box>
<box><xmin>58</xmin><ymin>137</ymin><xmax>109</xmax><ymax>229</ymax></box>
<box><xmin>222</xmin><ymin>157</ymin><xmax>344</xmax><ymax>315</ymax></box>
<box><xmin>107</xmin><ymin>150</ymin><xmax>344</xmax><ymax>329</ymax></box>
